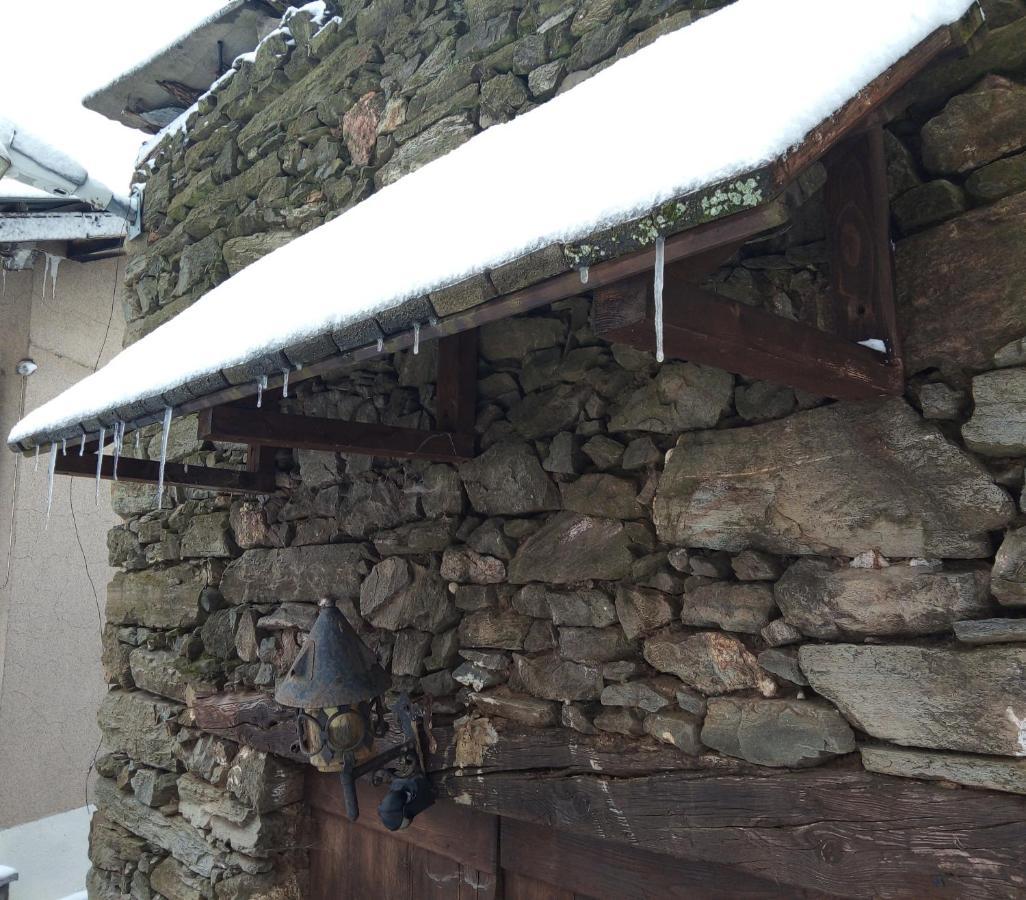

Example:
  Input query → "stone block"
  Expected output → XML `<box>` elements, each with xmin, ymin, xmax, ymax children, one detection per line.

<box><xmin>654</xmin><ymin>399</ymin><xmax>1012</xmax><ymax>558</ymax></box>
<box><xmin>514</xmin><ymin>652</ymin><xmax>603</xmax><ymax>701</ymax></box>
<box><xmin>643</xmin><ymin>631</ymin><xmax>771</xmax><ymax>696</ymax></box>
<box><xmin>701</xmin><ymin>698</ymin><xmax>855</xmax><ymax>767</ymax></box>
<box><xmin>107</xmin><ymin>563</ymin><xmax>216</xmax><ymax>629</ymax></box>
<box><xmin>221</xmin><ymin>545</ymin><xmax>371</xmax><ymax>604</ymax></box>
<box><xmin>681</xmin><ymin>582</ymin><xmax>776</xmax><ymax>634</ymax></box>
<box><xmin>97</xmin><ymin>690</ymin><xmax>182</xmax><ymax>772</ymax></box>
<box><xmin>508</xmin><ymin>513</ymin><xmax>633</xmax><ymax>583</ymax></box>
<box><xmin>643</xmin><ymin>710</ymin><xmax>704</xmax><ymax>754</ymax></box>
<box><xmin>774</xmin><ymin>559</ymin><xmax>992</xmax><ymax>639</ymax></box>
<box><xmin>470</xmin><ymin>686</ymin><xmax>559</xmax><ymax>726</ymax></box>
<box><xmin>860</xmin><ymin>744</ymin><xmax>1026</xmax><ymax>795</ymax></box>
<box><xmin>799</xmin><ymin>644</ymin><xmax>1026</xmax><ymax>756</ymax></box>
<box><xmin>963</xmin><ymin>368</ymin><xmax>1026</xmax><ymax>456</ymax></box>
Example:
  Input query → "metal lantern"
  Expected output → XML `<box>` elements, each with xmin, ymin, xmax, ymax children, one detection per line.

<box><xmin>275</xmin><ymin>598</ymin><xmax>434</xmax><ymax>829</ymax></box>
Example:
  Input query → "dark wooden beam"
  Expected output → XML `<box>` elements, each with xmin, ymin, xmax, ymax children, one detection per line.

<box><xmin>435</xmin><ymin>329</ymin><xmax>479</xmax><ymax>436</ymax></box>
<box><xmin>188</xmin><ymin>691</ymin><xmax>305</xmax><ymax>762</ymax></box>
<box><xmin>823</xmin><ymin>125</ymin><xmax>903</xmax><ymax>374</ymax></box>
<box><xmin>198</xmin><ymin>405</ymin><xmax>476</xmax><ymax>463</ymax></box>
<box><xmin>592</xmin><ymin>275</ymin><xmax>903</xmax><ymax>401</ymax></box>
<box><xmin>427</xmin><ymin>722</ymin><xmax>1026</xmax><ymax>899</ymax></box>
<box><xmin>53</xmin><ymin>451</ymin><xmax>274</xmax><ymax>495</ymax></box>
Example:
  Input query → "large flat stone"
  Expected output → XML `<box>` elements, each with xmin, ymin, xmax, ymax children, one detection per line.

<box><xmin>897</xmin><ymin>191</ymin><xmax>1026</xmax><ymax>372</ymax></box>
<box><xmin>107</xmin><ymin>563</ymin><xmax>217</xmax><ymax>629</ymax></box>
<box><xmin>97</xmin><ymin>689</ymin><xmax>182</xmax><ymax>770</ymax></box>
<box><xmin>653</xmin><ymin>399</ymin><xmax>1012</xmax><ymax>558</ymax></box>
<box><xmin>702</xmin><ymin>698</ymin><xmax>855</xmax><ymax>768</ymax></box>
<box><xmin>508</xmin><ymin>513</ymin><xmax>633</xmax><ymax>583</ymax></box>
<box><xmin>775</xmin><ymin>560</ymin><xmax>992</xmax><ymax>639</ymax></box>
<box><xmin>799</xmin><ymin>644</ymin><xmax>1026</xmax><ymax>756</ymax></box>
<box><xmin>920</xmin><ymin>79</ymin><xmax>1026</xmax><ymax>175</ymax></box>
<box><xmin>860</xmin><ymin>744</ymin><xmax>1026</xmax><ymax>795</ymax></box>
<box><xmin>954</xmin><ymin>618</ymin><xmax>1026</xmax><ymax>644</ymax></box>
<box><xmin>963</xmin><ymin>368</ymin><xmax>1026</xmax><ymax>456</ymax></box>
<box><xmin>221</xmin><ymin>544</ymin><xmax>371</xmax><ymax>604</ymax></box>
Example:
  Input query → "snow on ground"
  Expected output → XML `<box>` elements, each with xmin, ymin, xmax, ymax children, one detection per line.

<box><xmin>8</xmin><ymin>0</ymin><xmax>974</xmax><ymax>447</ymax></box>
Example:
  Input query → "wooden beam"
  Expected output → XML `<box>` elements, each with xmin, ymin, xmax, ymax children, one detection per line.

<box><xmin>188</xmin><ymin>691</ymin><xmax>305</xmax><ymax>762</ymax></box>
<box><xmin>198</xmin><ymin>405</ymin><xmax>476</xmax><ymax>463</ymax></box>
<box><xmin>823</xmin><ymin>125</ymin><xmax>903</xmax><ymax>375</ymax></box>
<box><xmin>593</xmin><ymin>276</ymin><xmax>903</xmax><ymax>401</ymax></box>
<box><xmin>428</xmin><ymin>722</ymin><xmax>1026</xmax><ymax>899</ymax></box>
<box><xmin>53</xmin><ymin>451</ymin><xmax>274</xmax><ymax>495</ymax></box>
<box><xmin>435</xmin><ymin>329</ymin><xmax>479</xmax><ymax>436</ymax></box>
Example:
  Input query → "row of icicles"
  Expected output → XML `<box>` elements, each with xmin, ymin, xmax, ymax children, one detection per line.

<box><xmin>32</xmin><ymin>240</ymin><xmax>672</xmax><ymax>528</ymax></box>
<box><xmin>34</xmin><ymin>311</ymin><xmax>446</xmax><ymax>524</ymax></box>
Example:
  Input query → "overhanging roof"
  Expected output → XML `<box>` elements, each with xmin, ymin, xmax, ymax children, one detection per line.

<box><xmin>83</xmin><ymin>0</ymin><xmax>281</xmax><ymax>132</ymax></box>
<box><xmin>8</xmin><ymin>0</ymin><xmax>983</xmax><ymax>453</ymax></box>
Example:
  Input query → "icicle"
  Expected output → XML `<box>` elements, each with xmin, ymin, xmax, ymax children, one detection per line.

<box><xmin>49</xmin><ymin>255</ymin><xmax>61</xmax><ymax>299</ymax></box>
<box><xmin>135</xmin><ymin>429</ymin><xmax>141</xmax><ymax>452</ymax></box>
<box><xmin>34</xmin><ymin>444</ymin><xmax>40</xmax><ymax>471</ymax></box>
<box><xmin>45</xmin><ymin>444</ymin><xmax>58</xmax><ymax>528</ymax></box>
<box><xmin>1</xmin><ymin>268</ymin><xmax>6</xmax><ymax>298</ymax></box>
<box><xmin>95</xmin><ymin>426</ymin><xmax>106</xmax><ymax>502</ymax></box>
<box><xmin>579</xmin><ymin>266</ymin><xmax>589</xmax><ymax>284</ymax></box>
<box><xmin>79</xmin><ymin>434</ymin><xmax>86</xmax><ymax>456</ymax></box>
<box><xmin>376</xmin><ymin>337</ymin><xmax>384</xmax><ymax>352</ymax></box>
<box><xmin>61</xmin><ymin>438</ymin><xmax>67</xmax><ymax>456</ymax></box>
<box><xmin>112</xmin><ymin>421</ymin><xmax>123</xmax><ymax>482</ymax></box>
<box><xmin>155</xmin><ymin>406</ymin><xmax>172</xmax><ymax>509</ymax></box>
<box><xmin>653</xmin><ymin>236</ymin><xmax>665</xmax><ymax>364</ymax></box>
<box><xmin>256</xmin><ymin>374</ymin><xmax>267</xmax><ymax>408</ymax></box>
<box><xmin>413</xmin><ymin>322</ymin><xmax>421</xmax><ymax>355</ymax></box>
<box><xmin>281</xmin><ymin>368</ymin><xmax>290</xmax><ymax>399</ymax></box>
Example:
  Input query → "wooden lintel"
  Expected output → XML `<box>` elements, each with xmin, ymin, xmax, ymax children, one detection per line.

<box><xmin>593</xmin><ymin>276</ymin><xmax>903</xmax><ymax>401</ymax></box>
<box><xmin>435</xmin><ymin>329</ymin><xmax>479</xmax><ymax>435</ymax></box>
<box><xmin>198</xmin><ymin>405</ymin><xmax>476</xmax><ymax>463</ymax></box>
<box><xmin>53</xmin><ymin>452</ymin><xmax>274</xmax><ymax>495</ymax></box>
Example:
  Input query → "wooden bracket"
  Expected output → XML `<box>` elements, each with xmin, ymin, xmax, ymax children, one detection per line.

<box><xmin>198</xmin><ymin>406</ymin><xmax>475</xmax><ymax>463</ymax></box>
<box><xmin>198</xmin><ymin>328</ymin><xmax>479</xmax><ymax>464</ymax></box>
<box><xmin>53</xmin><ymin>451</ymin><xmax>275</xmax><ymax>495</ymax></box>
<box><xmin>593</xmin><ymin>277</ymin><xmax>902</xmax><ymax>401</ymax></box>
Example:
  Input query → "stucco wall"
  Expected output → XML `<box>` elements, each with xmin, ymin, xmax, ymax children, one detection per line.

<box><xmin>0</xmin><ymin>250</ymin><xmax>123</xmax><ymax>828</ymax></box>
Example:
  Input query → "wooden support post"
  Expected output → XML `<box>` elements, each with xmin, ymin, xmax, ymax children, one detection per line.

<box><xmin>198</xmin><ymin>406</ymin><xmax>476</xmax><ymax>463</ymax></box>
<box><xmin>823</xmin><ymin>123</ymin><xmax>903</xmax><ymax>378</ymax></box>
<box><xmin>53</xmin><ymin>452</ymin><xmax>275</xmax><ymax>495</ymax></box>
<box><xmin>435</xmin><ymin>329</ymin><xmax>478</xmax><ymax>436</ymax></box>
<box><xmin>593</xmin><ymin>275</ymin><xmax>903</xmax><ymax>401</ymax></box>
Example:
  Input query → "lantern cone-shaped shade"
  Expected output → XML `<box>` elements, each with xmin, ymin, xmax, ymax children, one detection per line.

<box><xmin>275</xmin><ymin>600</ymin><xmax>390</xmax><ymax>708</ymax></box>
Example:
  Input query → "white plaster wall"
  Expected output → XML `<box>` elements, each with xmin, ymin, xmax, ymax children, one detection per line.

<box><xmin>0</xmin><ymin>250</ymin><xmax>123</xmax><ymax>828</ymax></box>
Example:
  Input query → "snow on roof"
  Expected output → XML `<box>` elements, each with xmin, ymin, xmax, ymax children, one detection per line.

<box><xmin>8</xmin><ymin>0</ymin><xmax>974</xmax><ymax>448</ymax></box>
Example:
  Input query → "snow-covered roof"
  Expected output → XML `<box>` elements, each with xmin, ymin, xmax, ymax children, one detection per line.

<box><xmin>8</xmin><ymin>0</ymin><xmax>976</xmax><ymax>451</ymax></box>
<box><xmin>83</xmin><ymin>0</ymin><xmax>280</xmax><ymax>132</ymax></box>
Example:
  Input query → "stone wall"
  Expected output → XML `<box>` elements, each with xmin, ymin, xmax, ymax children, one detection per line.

<box><xmin>88</xmin><ymin>0</ymin><xmax>1026</xmax><ymax>896</ymax></box>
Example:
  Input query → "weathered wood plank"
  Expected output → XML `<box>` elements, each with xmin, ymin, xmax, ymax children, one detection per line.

<box><xmin>188</xmin><ymin>691</ymin><xmax>305</xmax><ymax>762</ymax></box>
<box><xmin>436</xmin><ymin>329</ymin><xmax>479</xmax><ymax>436</ymax></box>
<box><xmin>593</xmin><ymin>276</ymin><xmax>903</xmax><ymax>401</ymax></box>
<box><xmin>53</xmin><ymin>451</ymin><xmax>273</xmax><ymax>495</ymax></box>
<box><xmin>502</xmin><ymin>818</ymin><xmax>825</xmax><ymax>900</ymax></box>
<box><xmin>308</xmin><ymin>773</ymin><xmax>499</xmax><ymax>874</ymax></box>
<box><xmin>434</xmin><ymin>765</ymin><xmax>1026</xmax><ymax>899</ymax></box>
<box><xmin>823</xmin><ymin>125</ymin><xmax>902</xmax><ymax>371</ymax></box>
<box><xmin>197</xmin><ymin>405</ymin><xmax>476</xmax><ymax>462</ymax></box>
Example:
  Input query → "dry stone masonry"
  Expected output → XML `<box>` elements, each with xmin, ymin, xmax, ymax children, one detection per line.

<box><xmin>88</xmin><ymin>0</ymin><xmax>1026</xmax><ymax>896</ymax></box>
